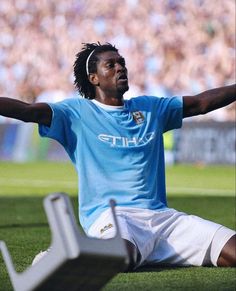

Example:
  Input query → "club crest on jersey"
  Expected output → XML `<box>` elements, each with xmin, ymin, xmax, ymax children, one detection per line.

<box><xmin>132</xmin><ymin>111</ymin><xmax>145</xmax><ymax>124</ymax></box>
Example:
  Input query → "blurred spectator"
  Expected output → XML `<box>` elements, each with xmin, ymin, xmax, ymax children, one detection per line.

<box><xmin>0</xmin><ymin>0</ymin><xmax>235</xmax><ymax>120</ymax></box>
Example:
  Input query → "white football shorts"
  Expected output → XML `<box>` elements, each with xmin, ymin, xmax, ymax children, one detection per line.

<box><xmin>87</xmin><ymin>207</ymin><xmax>235</xmax><ymax>268</ymax></box>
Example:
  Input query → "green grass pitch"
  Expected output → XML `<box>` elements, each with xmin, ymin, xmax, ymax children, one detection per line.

<box><xmin>0</xmin><ymin>162</ymin><xmax>235</xmax><ymax>290</ymax></box>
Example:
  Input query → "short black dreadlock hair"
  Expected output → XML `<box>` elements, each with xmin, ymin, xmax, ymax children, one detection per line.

<box><xmin>73</xmin><ymin>42</ymin><xmax>118</xmax><ymax>99</ymax></box>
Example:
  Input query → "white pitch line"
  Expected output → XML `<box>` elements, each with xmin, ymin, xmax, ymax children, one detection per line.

<box><xmin>167</xmin><ymin>187</ymin><xmax>235</xmax><ymax>196</ymax></box>
<box><xmin>0</xmin><ymin>178</ymin><xmax>76</xmax><ymax>188</ymax></box>
<box><xmin>0</xmin><ymin>178</ymin><xmax>235</xmax><ymax>196</ymax></box>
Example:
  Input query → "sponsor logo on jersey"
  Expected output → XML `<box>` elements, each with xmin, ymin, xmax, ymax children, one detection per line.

<box><xmin>98</xmin><ymin>132</ymin><xmax>155</xmax><ymax>147</ymax></box>
<box><xmin>132</xmin><ymin>111</ymin><xmax>145</xmax><ymax>124</ymax></box>
<box><xmin>100</xmin><ymin>223</ymin><xmax>113</xmax><ymax>234</ymax></box>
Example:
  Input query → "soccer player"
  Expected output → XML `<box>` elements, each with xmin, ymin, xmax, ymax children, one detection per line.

<box><xmin>0</xmin><ymin>43</ymin><xmax>235</xmax><ymax>270</ymax></box>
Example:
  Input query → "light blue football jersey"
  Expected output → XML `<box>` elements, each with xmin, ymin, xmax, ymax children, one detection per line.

<box><xmin>39</xmin><ymin>96</ymin><xmax>183</xmax><ymax>232</ymax></box>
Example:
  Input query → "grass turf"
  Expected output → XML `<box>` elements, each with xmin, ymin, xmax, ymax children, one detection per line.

<box><xmin>0</xmin><ymin>162</ymin><xmax>235</xmax><ymax>290</ymax></box>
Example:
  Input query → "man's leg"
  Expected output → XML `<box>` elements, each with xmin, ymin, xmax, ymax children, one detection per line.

<box><xmin>217</xmin><ymin>235</ymin><xmax>236</xmax><ymax>267</ymax></box>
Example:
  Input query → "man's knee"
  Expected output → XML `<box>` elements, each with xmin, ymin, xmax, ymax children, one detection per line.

<box><xmin>217</xmin><ymin>234</ymin><xmax>236</xmax><ymax>267</ymax></box>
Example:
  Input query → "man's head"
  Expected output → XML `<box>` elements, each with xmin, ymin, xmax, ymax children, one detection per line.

<box><xmin>74</xmin><ymin>42</ymin><xmax>128</xmax><ymax>100</ymax></box>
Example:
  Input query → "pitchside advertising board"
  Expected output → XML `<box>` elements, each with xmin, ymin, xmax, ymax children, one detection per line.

<box><xmin>174</xmin><ymin>121</ymin><xmax>235</xmax><ymax>165</ymax></box>
<box><xmin>0</xmin><ymin>121</ymin><xmax>235</xmax><ymax>164</ymax></box>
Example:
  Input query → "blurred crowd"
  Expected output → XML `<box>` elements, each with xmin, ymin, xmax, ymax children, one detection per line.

<box><xmin>0</xmin><ymin>0</ymin><xmax>235</xmax><ymax>120</ymax></box>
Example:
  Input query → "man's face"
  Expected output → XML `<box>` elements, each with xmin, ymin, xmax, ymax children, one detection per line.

<box><xmin>94</xmin><ymin>50</ymin><xmax>129</xmax><ymax>97</ymax></box>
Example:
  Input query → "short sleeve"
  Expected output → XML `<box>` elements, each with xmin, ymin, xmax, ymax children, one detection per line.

<box><xmin>156</xmin><ymin>96</ymin><xmax>183</xmax><ymax>132</ymax></box>
<box><xmin>38</xmin><ymin>98</ymin><xmax>81</xmax><ymax>149</ymax></box>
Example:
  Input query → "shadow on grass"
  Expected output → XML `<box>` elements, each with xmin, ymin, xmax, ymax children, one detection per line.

<box><xmin>134</xmin><ymin>265</ymin><xmax>204</xmax><ymax>273</ymax></box>
<box><xmin>0</xmin><ymin>223</ymin><xmax>49</xmax><ymax>229</ymax></box>
<box><xmin>133</xmin><ymin>265</ymin><xmax>165</xmax><ymax>273</ymax></box>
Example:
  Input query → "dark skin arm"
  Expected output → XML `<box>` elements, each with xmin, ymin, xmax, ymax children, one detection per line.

<box><xmin>183</xmin><ymin>84</ymin><xmax>235</xmax><ymax>118</ymax></box>
<box><xmin>183</xmin><ymin>84</ymin><xmax>236</xmax><ymax>267</ymax></box>
<box><xmin>0</xmin><ymin>97</ymin><xmax>52</xmax><ymax>126</ymax></box>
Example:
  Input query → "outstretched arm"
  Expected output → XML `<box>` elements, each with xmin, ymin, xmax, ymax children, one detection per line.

<box><xmin>0</xmin><ymin>97</ymin><xmax>52</xmax><ymax>126</ymax></box>
<box><xmin>183</xmin><ymin>84</ymin><xmax>236</xmax><ymax>118</ymax></box>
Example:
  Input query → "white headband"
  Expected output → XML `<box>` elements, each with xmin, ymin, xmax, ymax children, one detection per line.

<box><xmin>86</xmin><ymin>49</ymin><xmax>95</xmax><ymax>76</ymax></box>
